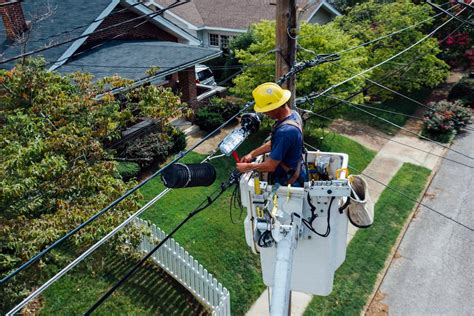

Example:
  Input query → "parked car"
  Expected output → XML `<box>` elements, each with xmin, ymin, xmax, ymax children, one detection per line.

<box><xmin>195</xmin><ymin>64</ymin><xmax>217</xmax><ymax>86</ymax></box>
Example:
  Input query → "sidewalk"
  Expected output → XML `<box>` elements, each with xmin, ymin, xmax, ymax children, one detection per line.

<box><xmin>246</xmin><ymin>127</ymin><xmax>446</xmax><ymax>316</ymax></box>
<box><xmin>368</xmin><ymin>127</ymin><xmax>474</xmax><ymax>315</ymax></box>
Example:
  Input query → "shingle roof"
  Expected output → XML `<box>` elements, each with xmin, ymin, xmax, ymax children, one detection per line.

<box><xmin>0</xmin><ymin>0</ymin><xmax>112</xmax><ymax>69</ymax></box>
<box><xmin>153</xmin><ymin>0</ymin><xmax>338</xmax><ymax>30</ymax></box>
<box><xmin>58</xmin><ymin>40</ymin><xmax>221</xmax><ymax>80</ymax></box>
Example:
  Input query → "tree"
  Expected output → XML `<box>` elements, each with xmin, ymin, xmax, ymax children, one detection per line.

<box><xmin>337</xmin><ymin>0</ymin><xmax>450</xmax><ymax>99</ymax></box>
<box><xmin>230</xmin><ymin>20</ymin><xmax>369</xmax><ymax>110</ymax></box>
<box><xmin>0</xmin><ymin>58</ymin><xmax>184</xmax><ymax>309</ymax></box>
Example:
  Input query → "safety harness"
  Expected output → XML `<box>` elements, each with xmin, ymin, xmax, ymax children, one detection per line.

<box><xmin>270</xmin><ymin>115</ymin><xmax>304</xmax><ymax>185</ymax></box>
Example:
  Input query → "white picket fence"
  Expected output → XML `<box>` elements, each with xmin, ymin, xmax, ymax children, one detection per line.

<box><xmin>135</xmin><ymin>218</ymin><xmax>231</xmax><ymax>316</ymax></box>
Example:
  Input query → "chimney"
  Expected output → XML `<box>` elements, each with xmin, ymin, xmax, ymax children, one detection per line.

<box><xmin>0</xmin><ymin>0</ymin><xmax>28</xmax><ymax>41</ymax></box>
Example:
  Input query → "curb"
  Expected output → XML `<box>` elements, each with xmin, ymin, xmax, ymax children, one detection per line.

<box><xmin>362</xmin><ymin>146</ymin><xmax>447</xmax><ymax>315</ymax></box>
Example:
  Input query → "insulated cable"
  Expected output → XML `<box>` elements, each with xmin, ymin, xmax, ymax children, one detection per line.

<box><xmin>0</xmin><ymin>47</ymin><xmax>335</xmax><ymax>285</ymax></box>
<box><xmin>4</xmin><ymin>149</ymin><xmax>223</xmax><ymax>315</ymax></box>
<box><xmin>328</xmin><ymin>3</ymin><xmax>459</xmax><ymax>57</ymax></box>
<box><xmin>325</xmin><ymin>94</ymin><xmax>474</xmax><ymax>160</ymax></box>
<box><xmin>84</xmin><ymin>170</ymin><xmax>241</xmax><ymax>315</ymax></box>
<box><xmin>304</xmin><ymin>142</ymin><xmax>473</xmax><ymax>232</ymax></box>
<box><xmin>306</xmin><ymin>7</ymin><xmax>466</xmax><ymax>108</ymax></box>
<box><xmin>329</xmin><ymin>62</ymin><xmax>474</xmax><ymax>132</ymax></box>
<box><xmin>0</xmin><ymin>0</ymin><xmax>187</xmax><ymax>65</ymax></box>
<box><xmin>298</xmin><ymin>105</ymin><xmax>473</xmax><ymax>169</ymax></box>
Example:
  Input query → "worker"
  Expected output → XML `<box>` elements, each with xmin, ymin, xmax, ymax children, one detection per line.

<box><xmin>236</xmin><ymin>82</ymin><xmax>308</xmax><ymax>186</ymax></box>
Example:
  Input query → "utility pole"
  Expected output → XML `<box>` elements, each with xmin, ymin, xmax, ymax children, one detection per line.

<box><xmin>275</xmin><ymin>0</ymin><xmax>297</xmax><ymax>109</ymax></box>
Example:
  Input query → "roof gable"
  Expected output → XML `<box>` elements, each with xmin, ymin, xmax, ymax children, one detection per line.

<box><xmin>1</xmin><ymin>0</ymin><xmax>112</xmax><ymax>69</ymax></box>
<box><xmin>150</xmin><ymin>0</ymin><xmax>340</xmax><ymax>31</ymax></box>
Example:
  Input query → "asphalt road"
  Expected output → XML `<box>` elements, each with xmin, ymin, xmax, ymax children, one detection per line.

<box><xmin>378</xmin><ymin>127</ymin><xmax>474</xmax><ymax>315</ymax></box>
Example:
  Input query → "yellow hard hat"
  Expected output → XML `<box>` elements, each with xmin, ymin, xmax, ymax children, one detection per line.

<box><xmin>252</xmin><ymin>82</ymin><xmax>291</xmax><ymax>113</ymax></box>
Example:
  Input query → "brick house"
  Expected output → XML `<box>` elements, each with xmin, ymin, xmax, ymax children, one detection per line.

<box><xmin>0</xmin><ymin>0</ymin><xmax>221</xmax><ymax>108</ymax></box>
<box><xmin>140</xmin><ymin>0</ymin><xmax>341</xmax><ymax>49</ymax></box>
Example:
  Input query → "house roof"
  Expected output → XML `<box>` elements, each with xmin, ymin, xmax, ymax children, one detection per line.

<box><xmin>58</xmin><ymin>40</ymin><xmax>221</xmax><ymax>81</ymax></box>
<box><xmin>0</xmin><ymin>0</ymin><xmax>112</xmax><ymax>69</ymax></box>
<box><xmin>151</xmin><ymin>0</ymin><xmax>340</xmax><ymax>31</ymax></box>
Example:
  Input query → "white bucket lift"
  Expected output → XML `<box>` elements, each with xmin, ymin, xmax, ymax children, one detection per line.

<box><xmin>240</xmin><ymin>151</ymin><xmax>351</xmax><ymax>315</ymax></box>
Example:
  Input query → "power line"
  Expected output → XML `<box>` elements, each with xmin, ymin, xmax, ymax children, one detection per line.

<box><xmin>3</xmin><ymin>1</ymin><xmax>144</xmax><ymax>49</ymax></box>
<box><xmin>0</xmin><ymin>50</ymin><xmax>334</xmax><ymax>285</ymax></box>
<box><xmin>83</xmin><ymin>171</ymin><xmax>241</xmax><ymax>315</ymax></box>
<box><xmin>324</xmin><ymin>94</ymin><xmax>474</xmax><ymax>160</ymax></box>
<box><xmin>327</xmin><ymin>3</ymin><xmax>459</xmax><ymax>57</ymax></box>
<box><xmin>0</xmin><ymin>0</ymin><xmax>186</xmax><ymax>65</ymax></box>
<box><xmin>298</xmin><ymin>107</ymin><xmax>473</xmax><ymax>169</ymax></box>
<box><xmin>329</xmin><ymin>62</ymin><xmax>474</xmax><ymax>132</ymax></box>
<box><xmin>298</xmin><ymin>9</ymin><xmax>472</xmax><ymax>123</ymax></box>
<box><xmin>304</xmin><ymin>142</ymin><xmax>473</xmax><ymax>231</ymax></box>
<box><xmin>306</xmin><ymin>7</ymin><xmax>466</xmax><ymax>108</ymax></box>
<box><xmin>426</xmin><ymin>0</ymin><xmax>474</xmax><ymax>27</ymax></box>
<box><xmin>5</xmin><ymin>148</ymin><xmax>224</xmax><ymax>315</ymax></box>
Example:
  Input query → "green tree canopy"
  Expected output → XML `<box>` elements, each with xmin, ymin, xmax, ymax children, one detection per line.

<box><xmin>337</xmin><ymin>0</ymin><xmax>449</xmax><ymax>98</ymax></box>
<box><xmin>0</xmin><ymin>59</ymin><xmax>184</xmax><ymax>286</ymax></box>
<box><xmin>230</xmin><ymin>20</ymin><xmax>369</xmax><ymax>109</ymax></box>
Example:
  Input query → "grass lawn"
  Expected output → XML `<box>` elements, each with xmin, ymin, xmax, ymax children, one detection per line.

<box><xmin>304</xmin><ymin>163</ymin><xmax>431</xmax><ymax>316</ymax></box>
<box><xmin>139</xmin><ymin>127</ymin><xmax>376</xmax><ymax>315</ymax></box>
<box><xmin>332</xmin><ymin>89</ymin><xmax>431</xmax><ymax>135</ymax></box>
<box><xmin>40</xmin><ymin>252</ymin><xmax>207</xmax><ymax>315</ymax></box>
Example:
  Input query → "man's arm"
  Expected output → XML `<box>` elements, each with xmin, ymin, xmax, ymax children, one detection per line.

<box><xmin>241</xmin><ymin>141</ymin><xmax>271</xmax><ymax>162</ymax></box>
<box><xmin>236</xmin><ymin>157</ymin><xmax>280</xmax><ymax>173</ymax></box>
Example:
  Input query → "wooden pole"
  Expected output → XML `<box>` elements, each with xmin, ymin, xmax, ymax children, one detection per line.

<box><xmin>275</xmin><ymin>0</ymin><xmax>297</xmax><ymax>109</ymax></box>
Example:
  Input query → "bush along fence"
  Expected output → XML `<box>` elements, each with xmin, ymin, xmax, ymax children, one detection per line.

<box><xmin>135</xmin><ymin>218</ymin><xmax>231</xmax><ymax>316</ymax></box>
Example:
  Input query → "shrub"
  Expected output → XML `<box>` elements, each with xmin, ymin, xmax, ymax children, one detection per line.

<box><xmin>194</xmin><ymin>97</ymin><xmax>242</xmax><ymax>132</ymax></box>
<box><xmin>448</xmin><ymin>76</ymin><xmax>474</xmax><ymax>107</ymax></box>
<box><xmin>422</xmin><ymin>100</ymin><xmax>471</xmax><ymax>142</ymax></box>
<box><xmin>120</xmin><ymin>127</ymin><xmax>186</xmax><ymax>167</ymax></box>
<box><xmin>171</xmin><ymin>128</ymin><xmax>187</xmax><ymax>153</ymax></box>
<box><xmin>116</xmin><ymin>161</ymin><xmax>141</xmax><ymax>181</ymax></box>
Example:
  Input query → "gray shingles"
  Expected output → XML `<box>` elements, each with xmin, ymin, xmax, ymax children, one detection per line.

<box><xmin>58</xmin><ymin>40</ymin><xmax>220</xmax><ymax>80</ymax></box>
<box><xmin>1</xmin><ymin>0</ymin><xmax>112</xmax><ymax>69</ymax></box>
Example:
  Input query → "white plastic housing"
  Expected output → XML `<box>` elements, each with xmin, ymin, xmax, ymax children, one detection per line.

<box><xmin>240</xmin><ymin>151</ymin><xmax>350</xmax><ymax>296</ymax></box>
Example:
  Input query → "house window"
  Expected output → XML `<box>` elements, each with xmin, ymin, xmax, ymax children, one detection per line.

<box><xmin>220</xmin><ymin>35</ymin><xmax>229</xmax><ymax>48</ymax></box>
<box><xmin>209</xmin><ymin>33</ymin><xmax>219</xmax><ymax>46</ymax></box>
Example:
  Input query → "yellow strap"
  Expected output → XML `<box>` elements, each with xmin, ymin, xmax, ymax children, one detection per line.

<box><xmin>254</xmin><ymin>176</ymin><xmax>261</xmax><ymax>195</ymax></box>
<box><xmin>271</xmin><ymin>194</ymin><xmax>278</xmax><ymax>218</ymax></box>
<box><xmin>336</xmin><ymin>168</ymin><xmax>349</xmax><ymax>179</ymax></box>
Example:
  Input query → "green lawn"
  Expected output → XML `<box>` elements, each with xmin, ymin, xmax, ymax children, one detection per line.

<box><xmin>330</xmin><ymin>89</ymin><xmax>431</xmax><ymax>135</ymax></box>
<box><xmin>40</xmin><ymin>252</ymin><xmax>207</xmax><ymax>315</ymax></box>
<box><xmin>139</xmin><ymin>128</ymin><xmax>376</xmax><ymax>315</ymax></box>
<box><xmin>304</xmin><ymin>163</ymin><xmax>431</xmax><ymax>316</ymax></box>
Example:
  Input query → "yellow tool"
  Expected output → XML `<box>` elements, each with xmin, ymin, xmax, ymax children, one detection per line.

<box><xmin>336</xmin><ymin>168</ymin><xmax>349</xmax><ymax>179</ymax></box>
<box><xmin>254</xmin><ymin>176</ymin><xmax>261</xmax><ymax>195</ymax></box>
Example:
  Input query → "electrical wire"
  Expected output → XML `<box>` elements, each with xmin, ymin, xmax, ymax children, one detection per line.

<box><xmin>297</xmin><ymin>10</ymin><xmax>472</xmax><ymax>124</ymax></box>
<box><xmin>3</xmin><ymin>1</ymin><xmax>145</xmax><ymax>48</ymax></box>
<box><xmin>304</xmin><ymin>142</ymin><xmax>473</xmax><ymax>232</ymax></box>
<box><xmin>83</xmin><ymin>171</ymin><xmax>241</xmax><ymax>315</ymax></box>
<box><xmin>298</xmin><ymin>107</ymin><xmax>473</xmax><ymax>169</ymax></box>
<box><xmin>328</xmin><ymin>3</ymin><xmax>459</xmax><ymax>57</ymax></box>
<box><xmin>0</xmin><ymin>47</ymin><xmax>332</xmax><ymax>285</ymax></box>
<box><xmin>303</xmin><ymin>195</ymin><xmax>335</xmax><ymax>237</ymax></box>
<box><xmin>0</xmin><ymin>0</ymin><xmax>187</xmax><ymax>65</ymax></box>
<box><xmin>426</xmin><ymin>0</ymin><xmax>474</xmax><ymax>27</ymax></box>
<box><xmin>325</xmin><ymin>94</ymin><xmax>474</xmax><ymax>160</ymax></box>
<box><xmin>329</xmin><ymin>62</ymin><xmax>474</xmax><ymax>132</ymax></box>
<box><xmin>4</xmin><ymin>149</ymin><xmax>222</xmax><ymax>315</ymax></box>
<box><xmin>305</xmin><ymin>7</ymin><xmax>466</xmax><ymax>108</ymax></box>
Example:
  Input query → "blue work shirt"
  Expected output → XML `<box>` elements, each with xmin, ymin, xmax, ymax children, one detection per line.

<box><xmin>270</xmin><ymin>111</ymin><xmax>306</xmax><ymax>185</ymax></box>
